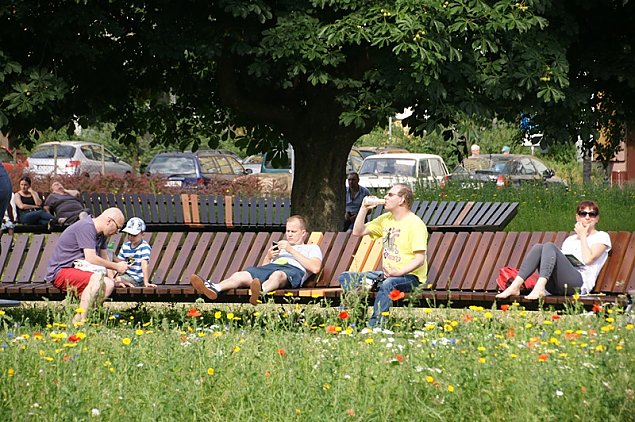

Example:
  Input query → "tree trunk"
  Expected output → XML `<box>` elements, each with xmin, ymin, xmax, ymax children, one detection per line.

<box><xmin>582</xmin><ymin>148</ymin><xmax>592</xmax><ymax>184</ymax></box>
<box><xmin>290</xmin><ymin>136</ymin><xmax>355</xmax><ymax>231</ymax></box>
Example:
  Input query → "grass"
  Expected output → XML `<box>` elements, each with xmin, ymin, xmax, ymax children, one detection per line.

<box><xmin>416</xmin><ymin>182</ymin><xmax>635</xmax><ymax>231</ymax></box>
<box><xmin>1</xmin><ymin>300</ymin><xmax>634</xmax><ymax>420</ymax></box>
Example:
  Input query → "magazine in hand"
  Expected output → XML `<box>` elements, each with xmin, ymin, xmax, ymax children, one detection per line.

<box><xmin>73</xmin><ymin>259</ymin><xmax>107</xmax><ymax>273</ymax></box>
<box><xmin>565</xmin><ymin>254</ymin><xmax>584</xmax><ymax>267</ymax></box>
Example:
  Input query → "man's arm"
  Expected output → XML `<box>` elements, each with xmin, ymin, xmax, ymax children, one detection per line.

<box><xmin>84</xmin><ymin>248</ymin><xmax>128</xmax><ymax>273</ymax></box>
<box><xmin>384</xmin><ymin>251</ymin><xmax>426</xmax><ymax>277</ymax></box>
<box><xmin>276</xmin><ymin>241</ymin><xmax>322</xmax><ymax>274</ymax></box>
<box><xmin>63</xmin><ymin>189</ymin><xmax>80</xmax><ymax>197</ymax></box>
<box><xmin>352</xmin><ymin>205</ymin><xmax>372</xmax><ymax>237</ymax></box>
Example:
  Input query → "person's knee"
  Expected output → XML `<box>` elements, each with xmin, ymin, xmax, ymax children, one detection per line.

<box><xmin>544</xmin><ymin>242</ymin><xmax>558</xmax><ymax>253</ymax></box>
<box><xmin>530</xmin><ymin>243</ymin><xmax>544</xmax><ymax>253</ymax></box>
<box><xmin>270</xmin><ymin>271</ymin><xmax>287</xmax><ymax>284</ymax></box>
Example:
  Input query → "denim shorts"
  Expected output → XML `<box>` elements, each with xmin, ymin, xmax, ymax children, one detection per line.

<box><xmin>245</xmin><ymin>263</ymin><xmax>306</xmax><ymax>289</ymax></box>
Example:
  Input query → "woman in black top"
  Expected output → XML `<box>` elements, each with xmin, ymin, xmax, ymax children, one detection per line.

<box><xmin>14</xmin><ymin>176</ymin><xmax>55</xmax><ymax>226</ymax></box>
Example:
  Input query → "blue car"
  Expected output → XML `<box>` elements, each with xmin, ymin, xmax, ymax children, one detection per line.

<box><xmin>145</xmin><ymin>151</ymin><xmax>252</xmax><ymax>187</ymax></box>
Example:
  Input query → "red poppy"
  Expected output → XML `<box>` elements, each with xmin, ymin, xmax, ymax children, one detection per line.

<box><xmin>68</xmin><ymin>334</ymin><xmax>81</xmax><ymax>343</ymax></box>
<box><xmin>395</xmin><ymin>354</ymin><xmax>405</xmax><ymax>362</ymax></box>
<box><xmin>538</xmin><ymin>353</ymin><xmax>548</xmax><ymax>362</ymax></box>
<box><xmin>187</xmin><ymin>307</ymin><xmax>202</xmax><ymax>318</ymax></box>
<box><xmin>551</xmin><ymin>314</ymin><xmax>561</xmax><ymax>320</ymax></box>
<box><xmin>338</xmin><ymin>310</ymin><xmax>350</xmax><ymax>320</ymax></box>
<box><xmin>506</xmin><ymin>327</ymin><xmax>516</xmax><ymax>338</ymax></box>
<box><xmin>325</xmin><ymin>325</ymin><xmax>338</xmax><ymax>334</ymax></box>
<box><xmin>277</xmin><ymin>348</ymin><xmax>287</xmax><ymax>358</ymax></box>
<box><xmin>265</xmin><ymin>370</ymin><xmax>271</xmax><ymax>378</ymax></box>
<box><xmin>346</xmin><ymin>409</ymin><xmax>356</xmax><ymax>417</ymax></box>
<box><xmin>388</xmin><ymin>289</ymin><xmax>405</xmax><ymax>301</ymax></box>
<box><xmin>564</xmin><ymin>332</ymin><xmax>580</xmax><ymax>340</ymax></box>
<box><xmin>463</xmin><ymin>314</ymin><xmax>472</xmax><ymax>322</ymax></box>
<box><xmin>501</xmin><ymin>304</ymin><xmax>509</xmax><ymax>312</ymax></box>
<box><xmin>592</xmin><ymin>304</ymin><xmax>603</xmax><ymax>313</ymax></box>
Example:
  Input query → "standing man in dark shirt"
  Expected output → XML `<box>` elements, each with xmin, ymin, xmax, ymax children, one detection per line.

<box><xmin>344</xmin><ymin>172</ymin><xmax>370</xmax><ymax>231</ymax></box>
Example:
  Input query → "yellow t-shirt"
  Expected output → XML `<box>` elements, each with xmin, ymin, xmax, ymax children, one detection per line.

<box><xmin>366</xmin><ymin>212</ymin><xmax>428</xmax><ymax>283</ymax></box>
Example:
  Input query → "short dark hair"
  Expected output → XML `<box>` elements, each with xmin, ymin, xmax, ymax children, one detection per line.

<box><xmin>19</xmin><ymin>175</ymin><xmax>32</xmax><ymax>185</ymax></box>
<box><xmin>577</xmin><ymin>200</ymin><xmax>599</xmax><ymax>215</ymax></box>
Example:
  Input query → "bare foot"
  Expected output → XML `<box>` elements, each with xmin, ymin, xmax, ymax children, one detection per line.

<box><xmin>496</xmin><ymin>286</ymin><xmax>521</xmax><ymax>299</ymax></box>
<box><xmin>249</xmin><ymin>278</ymin><xmax>261</xmax><ymax>306</ymax></box>
<box><xmin>525</xmin><ymin>290</ymin><xmax>545</xmax><ymax>300</ymax></box>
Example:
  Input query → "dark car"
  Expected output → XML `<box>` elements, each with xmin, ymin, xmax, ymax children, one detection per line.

<box><xmin>145</xmin><ymin>151</ymin><xmax>252</xmax><ymax>187</ymax></box>
<box><xmin>449</xmin><ymin>154</ymin><xmax>566</xmax><ymax>188</ymax></box>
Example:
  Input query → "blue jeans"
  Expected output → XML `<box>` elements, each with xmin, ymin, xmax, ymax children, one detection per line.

<box><xmin>19</xmin><ymin>209</ymin><xmax>55</xmax><ymax>226</ymax></box>
<box><xmin>0</xmin><ymin>168</ymin><xmax>11</xmax><ymax>220</ymax></box>
<box><xmin>338</xmin><ymin>271</ymin><xmax>420</xmax><ymax>327</ymax></box>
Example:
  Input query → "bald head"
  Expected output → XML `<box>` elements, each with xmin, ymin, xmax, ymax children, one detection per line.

<box><xmin>95</xmin><ymin>208</ymin><xmax>125</xmax><ymax>236</ymax></box>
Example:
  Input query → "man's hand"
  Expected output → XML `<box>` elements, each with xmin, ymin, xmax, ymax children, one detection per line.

<box><xmin>113</xmin><ymin>261</ymin><xmax>128</xmax><ymax>274</ymax></box>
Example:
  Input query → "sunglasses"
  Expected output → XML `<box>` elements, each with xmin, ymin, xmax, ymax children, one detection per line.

<box><xmin>109</xmin><ymin>218</ymin><xmax>122</xmax><ymax>232</ymax></box>
<box><xmin>577</xmin><ymin>211</ymin><xmax>598</xmax><ymax>218</ymax></box>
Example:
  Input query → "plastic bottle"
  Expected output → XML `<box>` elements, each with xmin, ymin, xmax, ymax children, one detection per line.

<box><xmin>364</xmin><ymin>197</ymin><xmax>386</xmax><ymax>207</ymax></box>
<box><xmin>107</xmin><ymin>242</ymin><xmax>115</xmax><ymax>261</ymax></box>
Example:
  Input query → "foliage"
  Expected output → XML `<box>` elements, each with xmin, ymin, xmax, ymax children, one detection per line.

<box><xmin>0</xmin><ymin>0</ymin><xmax>582</xmax><ymax>230</ymax></box>
<box><xmin>1</xmin><ymin>302</ymin><xmax>633</xmax><ymax>419</ymax></box>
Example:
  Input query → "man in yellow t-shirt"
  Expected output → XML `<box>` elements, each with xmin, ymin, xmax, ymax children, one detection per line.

<box><xmin>339</xmin><ymin>183</ymin><xmax>427</xmax><ymax>327</ymax></box>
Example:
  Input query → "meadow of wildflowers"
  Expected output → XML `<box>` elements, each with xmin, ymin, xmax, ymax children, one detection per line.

<box><xmin>1</xmin><ymin>301</ymin><xmax>633</xmax><ymax>420</ymax></box>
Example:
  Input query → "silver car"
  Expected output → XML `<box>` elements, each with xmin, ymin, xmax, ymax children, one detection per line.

<box><xmin>28</xmin><ymin>141</ymin><xmax>133</xmax><ymax>176</ymax></box>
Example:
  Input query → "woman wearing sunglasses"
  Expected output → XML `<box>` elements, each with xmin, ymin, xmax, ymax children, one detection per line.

<box><xmin>496</xmin><ymin>200</ymin><xmax>611</xmax><ymax>300</ymax></box>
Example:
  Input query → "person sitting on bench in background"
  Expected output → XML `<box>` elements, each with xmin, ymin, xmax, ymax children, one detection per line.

<box><xmin>44</xmin><ymin>181</ymin><xmax>92</xmax><ymax>226</ymax></box>
<box><xmin>496</xmin><ymin>200</ymin><xmax>611</xmax><ymax>300</ymax></box>
<box><xmin>190</xmin><ymin>215</ymin><xmax>323</xmax><ymax>305</ymax></box>
<box><xmin>14</xmin><ymin>176</ymin><xmax>56</xmax><ymax>227</ymax></box>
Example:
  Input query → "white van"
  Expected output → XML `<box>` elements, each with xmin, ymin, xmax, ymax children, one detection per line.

<box><xmin>358</xmin><ymin>153</ymin><xmax>449</xmax><ymax>190</ymax></box>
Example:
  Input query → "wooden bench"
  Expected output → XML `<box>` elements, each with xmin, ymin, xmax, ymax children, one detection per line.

<box><xmin>0</xmin><ymin>231</ymin><xmax>359</xmax><ymax>302</ymax></box>
<box><xmin>369</xmin><ymin>200</ymin><xmax>519</xmax><ymax>232</ymax></box>
<box><xmin>0</xmin><ymin>230</ymin><xmax>631</xmax><ymax>309</ymax></box>
<box><xmin>81</xmin><ymin>192</ymin><xmax>516</xmax><ymax>232</ymax></box>
<box><xmin>81</xmin><ymin>192</ymin><xmax>188</xmax><ymax>231</ymax></box>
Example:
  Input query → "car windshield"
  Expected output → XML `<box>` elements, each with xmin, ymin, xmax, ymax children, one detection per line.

<box><xmin>360</xmin><ymin>158</ymin><xmax>416</xmax><ymax>177</ymax></box>
<box><xmin>31</xmin><ymin>145</ymin><xmax>75</xmax><ymax>159</ymax></box>
<box><xmin>148</xmin><ymin>156</ymin><xmax>197</xmax><ymax>176</ymax></box>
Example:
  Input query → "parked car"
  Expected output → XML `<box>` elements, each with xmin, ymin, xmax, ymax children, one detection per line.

<box><xmin>358</xmin><ymin>153</ymin><xmax>449</xmax><ymax>190</ymax></box>
<box><xmin>1</xmin><ymin>146</ymin><xmax>28</xmax><ymax>172</ymax></box>
<box><xmin>28</xmin><ymin>141</ymin><xmax>133</xmax><ymax>176</ymax></box>
<box><xmin>260</xmin><ymin>146</ymin><xmax>367</xmax><ymax>175</ymax></box>
<box><xmin>356</xmin><ymin>146</ymin><xmax>409</xmax><ymax>160</ymax></box>
<box><xmin>145</xmin><ymin>151</ymin><xmax>252</xmax><ymax>187</ymax></box>
<box><xmin>241</xmin><ymin>154</ymin><xmax>263</xmax><ymax>174</ymax></box>
<box><xmin>448</xmin><ymin>154</ymin><xmax>566</xmax><ymax>187</ymax></box>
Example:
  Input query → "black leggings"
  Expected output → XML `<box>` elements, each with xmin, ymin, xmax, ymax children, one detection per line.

<box><xmin>518</xmin><ymin>243</ymin><xmax>583</xmax><ymax>295</ymax></box>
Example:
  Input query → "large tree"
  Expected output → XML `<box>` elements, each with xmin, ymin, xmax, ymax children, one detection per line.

<box><xmin>2</xmin><ymin>1</ymin><xmax>633</xmax><ymax>229</ymax></box>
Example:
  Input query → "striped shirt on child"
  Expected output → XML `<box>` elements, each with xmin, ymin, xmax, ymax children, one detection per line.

<box><xmin>117</xmin><ymin>240</ymin><xmax>152</xmax><ymax>284</ymax></box>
